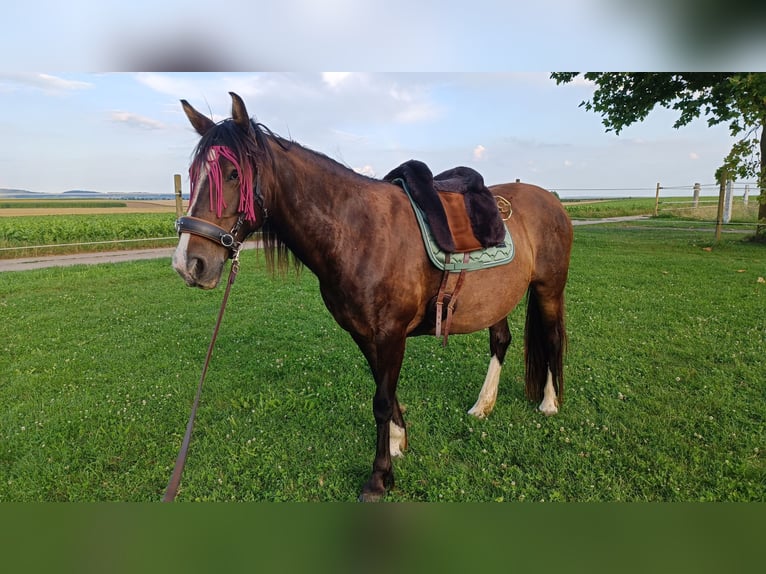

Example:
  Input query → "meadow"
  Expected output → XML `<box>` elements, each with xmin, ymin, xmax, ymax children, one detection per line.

<box><xmin>0</xmin><ymin>220</ymin><xmax>763</xmax><ymax>501</ymax></box>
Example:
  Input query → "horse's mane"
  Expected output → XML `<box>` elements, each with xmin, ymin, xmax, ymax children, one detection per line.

<box><xmin>190</xmin><ymin>117</ymin><xmax>380</xmax><ymax>275</ymax></box>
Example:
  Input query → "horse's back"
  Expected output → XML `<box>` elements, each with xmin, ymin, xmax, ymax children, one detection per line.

<box><xmin>491</xmin><ymin>182</ymin><xmax>573</xmax><ymax>285</ymax></box>
<box><xmin>491</xmin><ymin>181</ymin><xmax>570</xmax><ymax>232</ymax></box>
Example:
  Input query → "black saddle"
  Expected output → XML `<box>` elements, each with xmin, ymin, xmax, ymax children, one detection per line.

<box><xmin>383</xmin><ymin>160</ymin><xmax>506</xmax><ymax>253</ymax></box>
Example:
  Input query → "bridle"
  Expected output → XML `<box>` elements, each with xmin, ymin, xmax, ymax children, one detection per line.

<box><xmin>174</xmin><ymin>173</ymin><xmax>267</xmax><ymax>259</ymax></box>
<box><xmin>164</xmin><ymin>170</ymin><xmax>267</xmax><ymax>502</ymax></box>
<box><xmin>174</xmin><ymin>215</ymin><xmax>245</xmax><ymax>259</ymax></box>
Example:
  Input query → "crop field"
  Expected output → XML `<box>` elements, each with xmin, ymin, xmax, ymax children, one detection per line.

<box><xmin>1</xmin><ymin>218</ymin><xmax>764</xmax><ymax>502</ymax></box>
<box><xmin>0</xmin><ymin>212</ymin><xmax>179</xmax><ymax>258</ymax></box>
<box><xmin>0</xmin><ymin>199</ymin><xmax>179</xmax><ymax>217</ymax></box>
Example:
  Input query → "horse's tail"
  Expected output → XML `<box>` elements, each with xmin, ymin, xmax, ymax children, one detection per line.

<box><xmin>524</xmin><ymin>284</ymin><xmax>567</xmax><ymax>404</ymax></box>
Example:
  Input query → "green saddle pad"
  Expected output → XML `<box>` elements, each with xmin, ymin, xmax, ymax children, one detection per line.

<box><xmin>394</xmin><ymin>178</ymin><xmax>515</xmax><ymax>273</ymax></box>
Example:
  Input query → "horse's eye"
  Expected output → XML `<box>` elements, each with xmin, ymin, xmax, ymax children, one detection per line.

<box><xmin>227</xmin><ymin>169</ymin><xmax>239</xmax><ymax>181</ymax></box>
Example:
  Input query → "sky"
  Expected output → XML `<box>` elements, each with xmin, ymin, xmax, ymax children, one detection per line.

<box><xmin>2</xmin><ymin>2</ymin><xmax>765</xmax><ymax>199</ymax></box>
<box><xmin>0</xmin><ymin>72</ymin><xmax>745</xmax><ymax>199</ymax></box>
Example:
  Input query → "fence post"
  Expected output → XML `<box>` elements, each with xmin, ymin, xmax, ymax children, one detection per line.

<box><xmin>174</xmin><ymin>174</ymin><xmax>183</xmax><ymax>218</ymax></box>
<box><xmin>654</xmin><ymin>182</ymin><xmax>661</xmax><ymax>216</ymax></box>
<box><xmin>715</xmin><ymin>172</ymin><xmax>726</xmax><ymax>242</ymax></box>
<box><xmin>693</xmin><ymin>182</ymin><xmax>700</xmax><ymax>208</ymax></box>
<box><xmin>743</xmin><ymin>184</ymin><xmax>749</xmax><ymax>207</ymax></box>
<box><xmin>723</xmin><ymin>179</ymin><xmax>733</xmax><ymax>224</ymax></box>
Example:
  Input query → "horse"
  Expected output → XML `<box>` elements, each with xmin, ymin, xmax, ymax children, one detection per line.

<box><xmin>172</xmin><ymin>92</ymin><xmax>573</xmax><ymax>501</ymax></box>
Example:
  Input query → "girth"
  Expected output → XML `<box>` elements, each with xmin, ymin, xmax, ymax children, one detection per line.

<box><xmin>434</xmin><ymin>253</ymin><xmax>471</xmax><ymax>346</ymax></box>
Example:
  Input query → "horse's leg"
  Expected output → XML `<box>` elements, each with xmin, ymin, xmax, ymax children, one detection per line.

<box><xmin>468</xmin><ymin>318</ymin><xmax>511</xmax><ymax>419</ymax></box>
<box><xmin>353</xmin><ymin>332</ymin><xmax>407</xmax><ymax>502</ymax></box>
<box><xmin>538</xmin><ymin>368</ymin><xmax>559</xmax><ymax>416</ymax></box>
<box><xmin>524</xmin><ymin>283</ymin><xmax>567</xmax><ymax>416</ymax></box>
<box><xmin>389</xmin><ymin>399</ymin><xmax>407</xmax><ymax>457</ymax></box>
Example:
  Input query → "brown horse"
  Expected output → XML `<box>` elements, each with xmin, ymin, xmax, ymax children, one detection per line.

<box><xmin>172</xmin><ymin>92</ymin><xmax>573</xmax><ymax>501</ymax></box>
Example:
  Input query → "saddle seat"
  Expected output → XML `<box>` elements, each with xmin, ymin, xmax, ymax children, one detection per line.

<box><xmin>383</xmin><ymin>159</ymin><xmax>507</xmax><ymax>253</ymax></box>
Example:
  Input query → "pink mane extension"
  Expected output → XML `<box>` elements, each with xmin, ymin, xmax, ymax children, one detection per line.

<box><xmin>189</xmin><ymin>145</ymin><xmax>257</xmax><ymax>222</ymax></box>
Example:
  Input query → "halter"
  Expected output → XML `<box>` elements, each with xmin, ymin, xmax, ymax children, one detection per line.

<box><xmin>175</xmin><ymin>168</ymin><xmax>267</xmax><ymax>259</ymax></box>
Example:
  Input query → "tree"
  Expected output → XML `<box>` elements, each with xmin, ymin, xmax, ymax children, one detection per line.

<box><xmin>550</xmin><ymin>72</ymin><xmax>766</xmax><ymax>238</ymax></box>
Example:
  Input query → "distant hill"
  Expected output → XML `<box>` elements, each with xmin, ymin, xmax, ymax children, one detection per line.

<box><xmin>62</xmin><ymin>190</ymin><xmax>102</xmax><ymax>196</ymax></box>
<box><xmin>0</xmin><ymin>188</ymin><xmax>39</xmax><ymax>198</ymax></box>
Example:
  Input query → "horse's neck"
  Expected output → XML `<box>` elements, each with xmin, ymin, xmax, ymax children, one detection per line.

<box><xmin>266</xmin><ymin>144</ymin><xmax>372</xmax><ymax>276</ymax></box>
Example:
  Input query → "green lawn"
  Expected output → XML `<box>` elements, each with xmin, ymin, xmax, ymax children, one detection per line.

<box><xmin>0</xmin><ymin>225</ymin><xmax>764</xmax><ymax>501</ymax></box>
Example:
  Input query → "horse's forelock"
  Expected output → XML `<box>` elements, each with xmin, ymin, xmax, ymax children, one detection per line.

<box><xmin>188</xmin><ymin>118</ymin><xmax>295</xmax><ymax>274</ymax></box>
<box><xmin>189</xmin><ymin>121</ymin><xmax>260</xmax><ymax>223</ymax></box>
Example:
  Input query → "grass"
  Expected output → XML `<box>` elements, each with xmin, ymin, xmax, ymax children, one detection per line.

<box><xmin>564</xmin><ymin>195</ymin><xmax>762</xmax><ymax>228</ymax></box>
<box><xmin>657</xmin><ymin>196</ymin><xmax>760</xmax><ymax>224</ymax></box>
<box><xmin>563</xmin><ymin>197</ymin><xmax>656</xmax><ymax>219</ymax></box>
<box><xmin>1</xmin><ymin>223</ymin><xmax>764</xmax><ymax>501</ymax></box>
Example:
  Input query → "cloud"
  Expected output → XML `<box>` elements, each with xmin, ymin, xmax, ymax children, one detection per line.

<box><xmin>0</xmin><ymin>73</ymin><xmax>92</xmax><ymax>93</ymax></box>
<box><xmin>110</xmin><ymin>110</ymin><xmax>165</xmax><ymax>130</ymax></box>
<box><xmin>689</xmin><ymin>152</ymin><xmax>700</xmax><ymax>160</ymax></box>
<box><xmin>389</xmin><ymin>83</ymin><xmax>442</xmax><ymax>123</ymax></box>
<box><xmin>322</xmin><ymin>72</ymin><xmax>352</xmax><ymax>88</ymax></box>
<box><xmin>354</xmin><ymin>165</ymin><xmax>376</xmax><ymax>177</ymax></box>
<box><xmin>133</xmin><ymin>72</ymin><xmax>199</xmax><ymax>98</ymax></box>
<box><xmin>473</xmin><ymin>144</ymin><xmax>487</xmax><ymax>161</ymax></box>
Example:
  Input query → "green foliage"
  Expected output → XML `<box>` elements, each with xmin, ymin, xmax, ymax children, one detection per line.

<box><xmin>551</xmin><ymin>73</ymin><xmax>765</xmax><ymax>192</ymax></box>
<box><xmin>0</xmin><ymin>226</ymin><xmax>764</xmax><ymax>501</ymax></box>
<box><xmin>550</xmin><ymin>73</ymin><xmax>756</xmax><ymax>134</ymax></box>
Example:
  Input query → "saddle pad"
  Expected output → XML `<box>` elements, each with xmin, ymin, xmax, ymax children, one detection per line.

<box><xmin>395</xmin><ymin>178</ymin><xmax>515</xmax><ymax>272</ymax></box>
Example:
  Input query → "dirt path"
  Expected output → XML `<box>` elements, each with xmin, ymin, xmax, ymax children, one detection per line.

<box><xmin>569</xmin><ymin>215</ymin><xmax>650</xmax><ymax>226</ymax></box>
<box><xmin>0</xmin><ymin>200</ymin><xmax>181</xmax><ymax>218</ymax></box>
<box><xmin>0</xmin><ymin>248</ymin><xmax>178</xmax><ymax>272</ymax></box>
<box><xmin>0</xmin><ymin>243</ymin><xmax>260</xmax><ymax>272</ymax></box>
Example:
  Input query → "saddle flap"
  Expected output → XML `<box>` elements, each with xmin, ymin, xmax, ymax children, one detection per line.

<box><xmin>438</xmin><ymin>191</ymin><xmax>483</xmax><ymax>252</ymax></box>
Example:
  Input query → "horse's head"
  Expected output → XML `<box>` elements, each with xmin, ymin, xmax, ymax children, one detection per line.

<box><xmin>172</xmin><ymin>92</ymin><xmax>267</xmax><ymax>289</ymax></box>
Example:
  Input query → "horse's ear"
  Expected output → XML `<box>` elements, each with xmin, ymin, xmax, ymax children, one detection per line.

<box><xmin>181</xmin><ymin>99</ymin><xmax>215</xmax><ymax>136</ymax></box>
<box><xmin>230</xmin><ymin>92</ymin><xmax>251</xmax><ymax>132</ymax></box>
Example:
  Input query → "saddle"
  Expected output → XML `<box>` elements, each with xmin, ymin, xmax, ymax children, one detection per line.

<box><xmin>384</xmin><ymin>160</ymin><xmax>512</xmax><ymax>345</ymax></box>
<box><xmin>383</xmin><ymin>160</ymin><xmax>506</xmax><ymax>253</ymax></box>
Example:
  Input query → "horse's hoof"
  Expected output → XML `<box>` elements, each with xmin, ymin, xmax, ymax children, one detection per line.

<box><xmin>467</xmin><ymin>405</ymin><xmax>489</xmax><ymax>419</ymax></box>
<box><xmin>358</xmin><ymin>473</ymin><xmax>393</xmax><ymax>502</ymax></box>
<box><xmin>538</xmin><ymin>402</ymin><xmax>559</xmax><ymax>416</ymax></box>
<box><xmin>358</xmin><ymin>491</ymin><xmax>384</xmax><ymax>503</ymax></box>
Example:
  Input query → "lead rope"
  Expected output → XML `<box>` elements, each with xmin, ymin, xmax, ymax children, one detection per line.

<box><xmin>162</xmin><ymin>250</ymin><xmax>241</xmax><ymax>502</ymax></box>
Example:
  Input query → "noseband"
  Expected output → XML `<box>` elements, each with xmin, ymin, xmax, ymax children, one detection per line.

<box><xmin>175</xmin><ymin>216</ymin><xmax>245</xmax><ymax>259</ymax></box>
